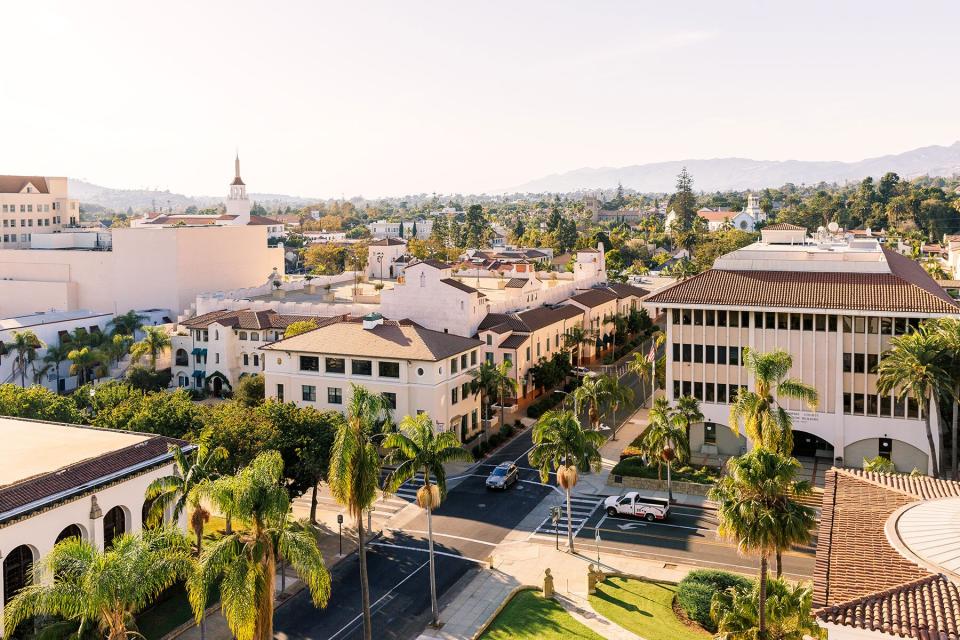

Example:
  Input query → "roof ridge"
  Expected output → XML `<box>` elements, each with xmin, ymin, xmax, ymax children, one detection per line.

<box><xmin>831</xmin><ymin>467</ymin><xmax>925</xmax><ymax>500</ymax></box>
<box><xmin>814</xmin><ymin>573</ymin><xmax>948</xmax><ymax>615</ymax></box>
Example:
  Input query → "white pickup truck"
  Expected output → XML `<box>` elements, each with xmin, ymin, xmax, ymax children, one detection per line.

<box><xmin>603</xmin><ymin>491</ymin><xmax>670</xmax><ymax>521</ymax></box>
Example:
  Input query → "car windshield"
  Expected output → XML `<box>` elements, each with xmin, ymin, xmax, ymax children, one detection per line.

<box><xmin>491</xmin><ymin>468</ymin><xmax>508</xmax><ymax>476</ymax></box>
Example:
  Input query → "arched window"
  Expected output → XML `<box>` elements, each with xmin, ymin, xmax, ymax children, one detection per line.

<box><xmin>3</xmin><ymin>545</ymin><xmax>34</xmax><ymax>605</ymax></box>
<box><xmin>175</xmin><ymin>348</ymin><xmax>189</xmax><ymax>367</ymax></box>
<box><xmin>103</xmin><ymin>506</ymin><xmax>126</xmax><ymax>549</ymax></box>
<box><xmin>55</xmin><ymin>524</ymin><xmax>84</xmax><ymax>544</ymax></box>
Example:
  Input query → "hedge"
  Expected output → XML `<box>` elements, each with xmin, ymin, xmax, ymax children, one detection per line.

<box><xmin>610</xmin><ymin>458</ymin><xmax>719</xmax><ymax>484</ymax></box>
<box><xmin>676</xmin><ymin>569</ymin><xmax>752</xmax><ymax>632</ymax></box>
<box><xmin>526</xmin><ymin>392</ymin><xmax>564</xmax><ymax>419</ymax></box>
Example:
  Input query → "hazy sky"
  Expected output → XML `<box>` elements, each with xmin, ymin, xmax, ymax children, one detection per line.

<box><xmin>2</xmin><ymin>1</ymin><xmax>959</xmax><ymax>198</ymax></box>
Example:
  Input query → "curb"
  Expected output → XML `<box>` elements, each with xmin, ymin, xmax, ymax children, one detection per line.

<box><xmin>469</xmin><ymin>584</ymin><xmax>540</xmax><ymax>640</ymax></box>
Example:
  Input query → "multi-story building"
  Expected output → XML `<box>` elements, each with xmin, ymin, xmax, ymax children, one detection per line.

<box><xmin>645</xmin><ymin>224</ymin><xmax>960</xmax><ymax>473</ymax></box>
<box><xmin>261</xmin><ymin>313</ymin><xmax>484</xmax><ymax>441</ymax></box>
<box><xmin>367</xmin><ymin>218</ymin><xmax>433</xmax><ymax>240</ymax></box>
<box><xmin>0</xmin><ymin>418</ymin><xmax>190</xmax><ymax>632</ymax></box>
<box><xmin>171</xmin><ymin>308</ymin><xmax>329</xmax><ymax>394</ymax></box>
<box><xmin>367</xmin><ymin>237</ymin><xmax>410</xmax><ymax>281</ymax></box>
<box><xmin>0</xmin><ymin>175</ymin><xmax>79</xmax><ymax>248</ymax></box>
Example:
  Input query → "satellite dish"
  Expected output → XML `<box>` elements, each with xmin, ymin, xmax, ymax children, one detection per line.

<box><xmin>827</xmin><ymin>222</ymin><xmax>840</xmax><ymax>233</ymax></box>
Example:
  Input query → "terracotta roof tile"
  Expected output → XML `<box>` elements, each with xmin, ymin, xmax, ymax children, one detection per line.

<box><xmin>504</xmin><ymin>278</ymin><xmax>529</xmax><ymax>288</ymax></box>
<box><xmin>182</xmin><ymin>309</ymin><xmax>329</xmax><ymax>331</ymax></box>
<box><xmin>499</xmin><ymin>334</ymin><xmax>529</xmax><ymax>349</ymax></box>
<box><xmin>440</xmin><ymin>278</ymin><xmax>478</xmax><ymax>294</ymax></box>
<box><xmin>645</xmin><ymin>268</ymin><xmax>959</xmax><ymax>314</ymax></box>
<box><xmin>606</xmin><ymin>283</ymin><xmax>650</xmax><ymax>299</ymax></box>
<box><xmin>516</xmin><ymin>305</ymin><xmax>584</xmax><ymax>331</ymax></box>
<box><xmin>569</xmin><ymin>288</ymin><xmax>618</xmax><ymax>308</ymax></box>
<box><xmin>0</xmin><ymin>175</ymin><xmax>50</xmax><ymax>194</ymax></box>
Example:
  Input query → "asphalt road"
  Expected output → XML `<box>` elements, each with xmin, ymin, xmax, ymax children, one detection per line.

<box><xmin>275</xmin><ymin>427</ymin><xmax>549</xmax><ymax>640</ymax></box>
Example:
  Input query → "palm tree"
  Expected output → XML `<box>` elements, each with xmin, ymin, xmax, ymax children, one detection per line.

<box><xmin>604</xmin><ymin>373</ymin><xmax>634</xmax><ymax>440</ymax></box>
<box><xmin>572</xmin><ymin>373</ymin><xmax>630</xmax><ymax>432</ymax></box>
<box><xmin>67</xmin><ymin>345</ymin><xmax>102</xmax><ymax>386</ymax></box>
<box><xmin>8</xmin><ymin>329</ymin><xmax>44</xmax><ymax>386</ymax></box>
<box><xmin>710</xmin><ymin>450</ymin><xmax>815</xmax><ymax>637</ymax></box>
<box><xmin>492</xmin><ymin>360</ymin><xmax>519</xmax><ymax>433</ymax></box>
<box><xmin>107</xmin><ymin>333</ymin><xmax>133</xmax><ymax>367</ymax></box>
<box><xmin>638</xmin><ymin>397</ymin><xmax>690</xmax><ymax>503</ymax></box>
<box><xmin>563</xmin><ymin>326</ymin><xmax>592</xmax><ymax>368</ymax></box>
<box><xmin>470</xmin><ymin>360</ymin><xmax>516</xmax><ymax>432</ymax></box>
<box><xmin>383</xmin><ymin>413</ymin><xmax>472</xmax><ymax>627</ymax></box>
<box><xmin>669</xmin><ymin>258</ymin><xmax>699</xmax><ymax>280</ymax></box>
<box><xmin>627</xmin><ymin>329</ymin><xmax>664</xmax><ymax>407</ymax></box>
<box><xmin>144</xmin><ymin>441</ymin><xmax>226</xmax><ymax>551</ymax></box>
<box><xmin>328</xmin><ymin>384</ymin><xmax>392</xmax><ymax>640</ymax></box>
<box><xmin>528</xmin><ymin>409</ymin><xmax>605</xmax><ymax>552</ymax></box>
<box><xmin>109</xmin><ymin>309</ymin><xmax>146</xmax><ymax>337</ymax></box>
<box><xmin>862</xmin><ymin>455</ymin><xmax>897</xmax><ymax>474</ymax></box>
<box><xmin>3</xmin><ymin>527</ymin><xmax>193</xmax><ymax>640</ymax></box>
<box><xmin>674</xmin><ymin>394</ymin><xmax>704</xmax><ymax>443</ymax></box>
<box><xmin>877</xmin><ymin>326</ymin><xmax>950</xmax><ymax>478</ymax></box>
<box><xmin>711</xmin><ymin>577</ymin><xmax>825</xmax><ymax>640</ymax></box>
<box><xmin>730</xmin><ymin>348</ymin><xmax>818</xmax><ymax>454</ymax></box>
<box><xmin>930</xmin><ymin>317</ymin><xmax>960</xmax><ymax>479</ymax></box>
<box><xmin>130</xmin><ymin>325</ymin><xmax>172</xmax><ymax>370</ymax></box>
<box><xmin>922</xmin><ymin>259</ymin><xmax>950</xmax><ymax>280</ymax></box>
<box><xmin>190</xmin><ymin>451</ymin><xmax>331</xmax><ymax>640</ymax></box>
<box><xmin>43</xmin><ymin>341</ymin><xmax>72</xmax><ymax>392</ymax></box>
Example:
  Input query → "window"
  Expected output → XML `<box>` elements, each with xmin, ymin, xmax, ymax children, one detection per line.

<box><xmin>486</xmin><ymin>334</ymin><xmax>492</xmax><ymax>345</ymax></box>
<box><xmin>243</xmin><ymin>354</ymin><xmax>249</xmax><ymax>366</ymax></box>
<box><xmin>867</xmin><ymin>353</ymin><xmax>878</xmax><ymax>374</ymax></box>
<box><xmin>673</xmin><ymin>343</ymin><xmax>681</xmax><ymax>361</ymax></box>
<box><xmin>352</xmin><ymin>359</ymin><xmax>372</xmax><ymax>375</ymax></box>
<box><xmin>894</xmin><ymin>318</ymin><xmax>907</xmax><ymax>334</ymax></box>
<box><xmin>754</xmin><ymin>311</ymin><xmax>764</xmax><ymax>328</ymax></box>
<box><xmin>880</xmin><ymin>395</ymin><xmax>892</xmax><ymax>416</ymax></box>
<box><xmin>829</xmin><ymin>315</ymin><xmax>838</xmax><ymax>331</ymax></box>
<box><xmin>302</xmin><ymin>385</ymin><xmax>316</xmax><ymax>402</ymax></box>
<box><xmin>693</xmin><ymin>309</ymin><xmax>703</xmax><ymax>326</ymax></box>
<box><xmin>705</xmin><ymin>383</ymin><xmax>715</xmax><ymax>402</ymax></box>
<box><xmin>867</xmin><ymin>394</ymin><xmax>879</xmax><ymax>416</ymax></box>
<box><xmin>525</xmin><ymin>347</ymin><xmax>531</xmax><ymax>360</ymax></box>
<box><xmin>894</xmin><ymin>395</ymin><xmax>906</xmax><ymax>418</ymax></box>
<box><xmin>682</xmin><ymin>380</ymin><xmax>692</xmax><ymax>396</ymax></box>
<box><xmin>383</xmin><ymin>392</ymin><xmax>397</xmax><ymax>409</ymax></box>
<box><xmin>451</xmin><ymin>387</ymin><xmax>459</xmax><ymax>404</ymax></box>
<box><xmin>705</xmin><ymin>345</ymin><xmax>715</xmax><ymax>364</ymax></box>
<box><xmin>327</xmin><ymin>387</ymin><xmax>342</xmax><ymax>404</ymax></box>
<box><xmin>802</xmin><ymin>314</ymin><xmax>813</xmax><ymax>331</ymax></box>
<box><xmin>868</xmin><ymin>317</ymin><xmax>879</xmax><ymax>334</ymax></box>
<box><xmin>854</xmin><ymin>353</ymin><xmax>865</xmax><ymax>374</ymax></box>
<box><xmin>704</xmin><ymin>423</ymin><xmax>717</xmax><ymax>444</ymax></box>
<box><xmin>299</xmin><ymin>356</ymin><xmax>320</xmax><ymax>371</ymax></box>
<box><xmin>378</xmin><ymin>361</ymin><xmax>400</xmax><ymax>378</ymax></box>
<box><xmin>854</xmin><ymin>317</ymin><xmax>865</xmax><ymax>333</ymax></box>
<box><xmin>705</xmin><ymin>310</ymin><xmax>715</xmax><ymax>326</ymax></box>
<box><xmin>326</xmin><ymin>357</ymin><xmax>345</xmax><ymax>374</ymax></box>
<box><xmin>717</xmin><ymin>384</ymin><xmax>727</xmax><ymax>403</ymax></box>
<box><xmin>717</xmin><ymin>346</ymin><xmax>727</xmax><ymax>365</ymax></box>
<box><xmin>462</xmin><ymin>382</ymin><xmax>470</xmax><ymax>399</ymax></box>
<box><xmin>249</xmin><ymin>333</ymin><xmax>260</xmax><ymax>342</ymax></box>
<box><xmin>694</xmin><ymin>382</ymin><xmax>703</xmax><ymax>400</ymax></box>
<box><xmin>842</xmin><ymin>353</ymin><xmax>851</xmax><ymax>372</ymax></box>
<box><xmin>471</xmin><ymin>350</ymin><xmax>477</xmax><ymax>365</ymax></box>
<box><xmin>815</xmin><ymin>315</ymin><xmax>826</xmax><ymax>331</ymax></box>
<box><xmin>485</xmin><ymin>352</ymin><xmax>494</xmax><ymax>364</ymax></box>
<box><xmin>682</xmin><ymin>344</ymin><xmax>692</xmax><ymax>362</ymax></box>
<box><xmin>777</xmin><ymin>313</ymin><xmax>788</xmax><ymax>330</ymax></box>
<box><xmin>417</xmin><ymin>367</ymin><xmax>424</xmax><ymax>376</ymax></box>
<box><xmin>503</xmin><ymin>354</ymin><xmax>512</xmax><ymax>367</ymax></box>
<box><xmin>843</xmin><ymin>316</ymin><xmax>853</xmax><ymax>332</ymax></box>
<box><xmin>253</xmin><ymin>354</ymin><xmax>259</xmax><ymax>367</ymax></box>
<box><xmin>853</xmin><ymin>393</ymin><xmax>865</xmax><ymax>414</ymax></box>
<box><xmin>716</xmin><ymin>310</ymin><xmax>727</xmax><ymax>327</ymax></box>
<box><xmin>693</xmin><ymin>344</ymin><xmax>703</xmax><ymax>362</ymax></box>
<box><xmin>450</xmin><ymin>358</ymin><xmax>458</xmax><ymax>374</ymax></box>
<box><xmin>277</xmin><ymin>384</ymin><xmax>284</xmax><ymax>402</ymax></box>
<box><xmin>843</xmin><ymin>392</ymin><xmax>851</xmax><ymax>413</ymax></box>
<box><xmin>239</xmin><ymin>331</ymin><xmax>247</xmax><ymax>340</ymax></box>
<box><xmin>880</xmin><ymin>318</ymin><xmax>893</xmax><ymax>335</ymax></box>
<box><xmin>461</xmin><ymin>354</ymin><xmax>468</xmax><ymax>369</ymax></box>
<box><xmin>673</xmin><ymin>380</ymin><xmax>681</xmax><ymax>398</ymax></box>
<box><xmin>790</xmin><ymin>313</ymin><xmax>801</xmax><ymax>330</ymax></box>
<box><xmin>729</xmin><ymin>347</ymin><xmax>740</xmax><ymax>366</ymax></box>
<box><xmin>672</xmin><ymin>309</ymin><xmax>680</xmax><ymax>324</ymax></box>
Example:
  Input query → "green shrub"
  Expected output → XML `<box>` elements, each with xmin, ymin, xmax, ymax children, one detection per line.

<box><xmin>619</xmin><ymin>446</ymin><xmax>644</xmax><ymax>461</ymax></box>
<box><xmin>499</xmin><ymin>423</ymin><xmax>515</xmax><ymax>438</ymax></box>
<box><xmin>676</xmin><ymin>569</ymin><xmax>752</xmax><ymax>632</ymax></box>
<box><xmin>526</xmin><ymin>391</ymin><xmax>563</xmax><ymax>418</ymax></box>
<box><xmin>610</xmin><ymin>459</ymin><xmax>720</xmax><ymax>484</ymax></box>
<box><xmin>471</xmin><ymin>445</ymin><xmax>482</xmax><ymax>460</ymax></box>
<box><xmin>488</xmin><ymin>433</ymin><xmax>503</xmax><ymax>448</ymax></box>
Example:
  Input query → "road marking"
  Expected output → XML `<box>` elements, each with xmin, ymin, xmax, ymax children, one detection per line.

<box><xmin>587</xmin><ymin>525</ymin><xmax>814</xmax><ymax>558</ymax></box>
<box><xmin>531</xmin><ymin>496</ymin><xmax>603</xmax><ymax>538</ymax></box>
<box><xmin>604</xmin><ymin>516</ymin><xmax>707</xmax><ymax>532</ymax></box>
<box><xmin>325</xmin><ymin>559</ymin><xmax>429</xmax><ymax>640</ymax></box>
<box><xmin>368</xmin><ymin>541</ymin><xmax>487</xmax><ymax>564</ymax></box>
<box><xmin>513</xmin><ymin>443</ymin><xmax>536</xmax><ymax>464</ymax></box>
<box><xmin>383</xmin><ymin>528</ymin><xmax>499</xmax><ymax>547</ymax></box>
<box><xmin>617</xmin><ymin>522</ymin><xmax>646</xmax><ymax>531</ymax></box>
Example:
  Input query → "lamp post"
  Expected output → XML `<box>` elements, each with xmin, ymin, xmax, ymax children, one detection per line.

<box><xmin>375</xmin><ymin>251</ymin><xmax>384</xmax><ymax>285</ymax></box>
<box><xmin>337</xmin><ymin>513</ymin><xmax>343</xmax><ymax>557</ymax></box>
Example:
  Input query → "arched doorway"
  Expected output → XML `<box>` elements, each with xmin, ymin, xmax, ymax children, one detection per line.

<box><xmin>212</xmin><ymin>377</ymin><xmax>223</xmax><ymax>397</ymax></box>
<box><xmin>175</xmin><ymin>348</ymin><xmax>189</xmax><ymax>367</ymax></box>
<box><xmin>103</xmin><ymin>506</ymin><xmax>126</xmax><ymax>549</ymax></box>
<box><xmin>791</xmin><ymin>431</ymin><xmax>834</xmax><ymax>458</ymax></box>
<box><xmin>55</xmin><ymin>524</ymin><xmax>84</xmax><ymax>544</ymax></box>
<box><xmin>3</xmin><ymin>545</ymin><xmax>34</xmax><ymax>605</ymax></box>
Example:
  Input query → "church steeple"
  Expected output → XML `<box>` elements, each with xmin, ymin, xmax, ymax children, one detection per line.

<box><xmin>231</xmin><ymin>153</ymin><xmax>245</xmax><ymax>186</ymax></box>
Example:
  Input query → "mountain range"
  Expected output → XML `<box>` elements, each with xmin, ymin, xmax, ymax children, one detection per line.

<box><xmin>504</xmin><ymin>141</ymin><xmax>960</xmax><ymax>194</ymax></box>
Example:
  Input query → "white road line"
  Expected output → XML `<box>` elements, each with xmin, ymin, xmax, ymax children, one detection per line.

<box><xmin>383</xmin><ymin>528</ymin><xmax>499</xmax><ymax>547</ymax></box>
<box><xmin>603</xmin><ymin>516</ymin><xmax>711</xmax><ymax>533</ymax></box>
<box><xmin>368</xmin><ymin>541</ymin><xmax>487</xmax><ymax>563</ymax></box>
<box><xmin>513</xmin><ymin>443</ymin><xmax>536</xmax><ymax>464</ymax></box>
<box><xmin>325</xmin><ymin>559</ymin><xmax>430</xmax><ymax>640</ymax></box>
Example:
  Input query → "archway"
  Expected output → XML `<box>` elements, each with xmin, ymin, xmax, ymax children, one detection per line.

<box><xmin>103</xmin><ymin>505</ymin><xmax>127</xmax><ymax>549</ymax></box>
<box><xmin>212</xmin><ymin>377</ymin><xmax>223</xmax><ymax>397</ymax></box>
<box><xmin>55</xmin><ymin>524</ymin><xmax>85</xmax><ymax>544</ymax></box>
<box><xmin>845</xmin><ymin>438</ymin><xmax>928</xmax><ymax>474</ymax></box>
<box><xmin>3</xmin><ymin>545</ymin><xmax>35</xmax><ymax>605</ymax></box>
<box><xmin>791</xmin><ymin>431</ymin><xmax>834</xmax><ymax>458</ymax></box>
<box><xmin>175</xmin><ymin>348</ymin><xmax>189</xmax><ymax>367</ymax></box>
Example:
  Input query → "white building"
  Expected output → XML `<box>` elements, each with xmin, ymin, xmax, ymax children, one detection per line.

<box><xmin>0</xmin><ymin>175</ymin><xmax>79</xmax><ymax>249</ymax></box>
<box><xmin>261</xmin><ymin>313</ymin><xmax>484</xmax><ymax>441</ymax></box>
<box><xmin>132</xmin><ymin>157</ymin><xmax>285</xmax><ymax>239</ymax></box>
<box><xmin>0</xmin><ymin>418</ymin><xmax>190</xmax><ymax>632</ymax></box>
<box><xmin>367</xmin><ymin>237</ymin><xmax>409</xmax><ymax>281</ymax></box>
<box><xmin>367</xmin><ymin>219</ymin><xmax>433</xmax><ymax>240</ymax></box>
<box><xmin>0</xmin><ymin>224</ymin><xmax>284</xmax><ymax>318</ymax></box>
<box><xmin>171</xmin><ymin>308</ymin><xmax>328</xmax><ymax>395</ymax></box>
<box><xmin>645</xmin><ymin>224</ymin><xmax>960</xmax><ymax>474</ymax></box>
<box><xmin>667</xmin><ymin>193</ymin><xmax>767</xmax><ymax>233</ymax></box>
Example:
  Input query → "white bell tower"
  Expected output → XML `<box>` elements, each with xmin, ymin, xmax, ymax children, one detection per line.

<box><xmin>226</xmin><ymin>154</ymin><xmax>251</xmax><ymax>225</ymax></box>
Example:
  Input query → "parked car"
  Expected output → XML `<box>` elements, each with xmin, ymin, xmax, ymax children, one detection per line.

<box><xmin>572</xmin><ymin>366</ymin><xmax>597</xmax><ymax>378</ymax></box>
<box><xmin>603</xmin><ymin>491</ymin><xmax>669</xmax><ymax>521</ymax></box>
<box><xmin>486</xmin><ymin>462</ymin><xmax>519</xmax><ymax>490</ymax></box>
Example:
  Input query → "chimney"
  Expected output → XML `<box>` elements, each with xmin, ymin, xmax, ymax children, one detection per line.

<box><xmin>362</xmin><ymin>312</ymin><xmax>384</xmax><ymax>330</ymax></box>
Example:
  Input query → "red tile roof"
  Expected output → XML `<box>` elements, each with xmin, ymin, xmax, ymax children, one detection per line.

<box><xmin>0</xmin><ymin>175</ymin><xmax>50</xmax><ymax>194</ymax></box>
<box><xmin>499</xmin><ymin>334</ymin><xmax>529</xmax><ymax>349</ymax></box>
<box><xmin>182</xmin><ymin>308</ymin><xmax>331</xmax><ymax>330</ymax></box>
<box><xmin>440</xmin><ymin>278</ymin><xmax>479</xmax><ymax>294</ymax></box>
<box><xmin>569</xmin><ymin>288</ymin><xmax>618</xmax><ymax>308</ymax></box>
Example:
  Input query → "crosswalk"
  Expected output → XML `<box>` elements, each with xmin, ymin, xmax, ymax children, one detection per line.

<box><xmin>531</xmin><ymin>495</ymin><xmax>603</xmax><ymax>539</ymax></box>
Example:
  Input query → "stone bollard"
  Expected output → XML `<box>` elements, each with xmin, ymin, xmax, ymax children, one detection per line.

<box><xmin>543</xmin><ymin>568</ymin><xmax>554</xmax><ymax>598</ymax></box>
<box><xmin>587</xmin><ymin>564</ymin><xmax>598</xmax><ymax>595</ymax></box>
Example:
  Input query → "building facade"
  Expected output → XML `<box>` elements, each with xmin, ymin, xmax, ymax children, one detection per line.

<box><xmin>261</xmin><ymin>314</ymin><xmax>484</xmax><ymax>441</ymax></box>
<box><xmin>0</xmin><ymin>176</ymin><xmax>79</xmax><ymax>249</ymax></box>
<box><xmin>645</xmin><ymin>225</ymin><xmax>960</xmax><ymax>473</ymax></box>
<box><xmin>367</xmin><ymin>218</ymin><xmax>433</xmax><ymax>240</ymax></box>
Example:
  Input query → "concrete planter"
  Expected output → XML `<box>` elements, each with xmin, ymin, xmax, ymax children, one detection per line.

<box><xmin>272</xmin><ymin>289</ymin><xmax>286</xmax><ymax>299</ymax></box>
<box><xmin>606</xmin><ymin>474</ymin><xmax>713</xmax><ymax>496</ymax></box>
<box><xmin>304</xmin><ymin>284</ymin><xmax>318</xmax><ymax>294</ymax></box>
<box><xmin>320</xmin><ymin>290</ymin><xmax>334</xmax><ymax>302</ymax></box>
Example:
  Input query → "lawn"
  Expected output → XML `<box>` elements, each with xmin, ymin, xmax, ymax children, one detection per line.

<box><xmin>590</xmin><ymin>577</ymin><xmax>709</xmax><ymax>640</ymax></box>
<box><xmin>479</xmin><ymin>590</ymin><xmax>605</xmax><ymax>640</ymax></box>
<box><xmin>136</xmin><ymin>583</ymin><xmax>194</xmax><ymax>640</ymax></box>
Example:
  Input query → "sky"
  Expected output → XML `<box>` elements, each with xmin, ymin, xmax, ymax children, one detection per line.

<box><xmin>2</xmin><ymin>1</ymin><xmax>959</xmax><ymax>199</ymax></box>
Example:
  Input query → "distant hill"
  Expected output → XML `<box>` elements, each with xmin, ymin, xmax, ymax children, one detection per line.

<box><xmin>69</xmin><ymin>179</ymin><xmax>316</xmax><ymax>214</ymax></box>
<box><xmin>504</xmin><ymin>141</ymin><xmax>960</xmax><ymax>194</ymax></box>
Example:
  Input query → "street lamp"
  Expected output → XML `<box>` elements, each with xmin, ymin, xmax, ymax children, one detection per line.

<box><xmin>337</xmin><ymin>513</ymin><xmax>344</xmax><ymax>557</ymax></box>
<box><xmin>375</xmin><ymin>251</ymin><xmax>384</xmax><ymax>285</ymax></box>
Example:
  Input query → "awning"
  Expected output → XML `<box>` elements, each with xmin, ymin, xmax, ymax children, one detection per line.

<box><xmin>192</xmin><ymin>370</ymin><xmax>205</xmax><ymax>379</ymax></box>
<box><xmin>191</xmin><ymin>348</ymin><xmax>208</xmax><ymax>356</ymax></box>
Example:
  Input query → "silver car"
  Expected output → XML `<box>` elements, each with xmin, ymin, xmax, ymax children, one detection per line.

<box><xmin>485</xmin><ymin>462</ymin><xmax>519</xmax><ymax>490</ymax></box>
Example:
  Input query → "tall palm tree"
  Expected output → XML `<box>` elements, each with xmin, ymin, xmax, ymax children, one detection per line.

<box><xmin>107</xmin><ymin>333</ymin><xmax>133</xmax><ymax>367</ymax></box>
<box><xmin>488</xmin><ymin>360</ymin><xmax>518</xmax><ymax>432</ymax></box>
<box><xmin>8</xmin><ymin>329</ymin><xmax>44</xmax><ymax>387</ymax></box>
<box><xmin>190</xmin><ymin>451</ymin><xmax>331</xmax><ymax>640</ymax></box>
<box><xmin>383</xmin><ymin>413</ymin><xmax>472</xmax><ymax>627</ymax></box>
<box><xmin>328</xmin><ymin>384</ymin><xmax>392</xmax><ymax>640</ymax></box>
<box><xmin>144</xmin><ymin>441</ymin><xmax>227</xmax><ymax>551</ymax></box>
<box><xmin>604</xmin><ymin>373</ymin><xmax>635</xmax><ymax>440</ymax></box>
<box><xmin>109</xmin><ymin>310</ymin><xmax>146</xmax><ymax>337</ymax></box>
<box><xmin>710</xmin><ymin>450</ymin><xmax>814</xmax><ymax>637</ymax></box>
<box><xmin>930</xmin><ymin>317</ymin><xmax>960</xmax><ymax>479</ymax></box>
<box><xmin>674</xmin><ymin>394</ymin><xmax>704</xmax><ymax>443</ymax></box>
<box><xmin>564</xmin><ymin>326</ymin><xmax>592</xmax><ymax>368</ymax></box>
<box><xmin>130</xmin><ymin>325</ymin><xmax>172</xmax><ymax>370</ymax></box>
<box><xmin>627</xmin><ymin>329</ymin><xmax>664</xmax><ymax>407</ymax></box>
<box><xmin>711</xmin><ymin>577</ymin><xmax>825</xmax><ymax>640</ymax></box>
<box><xmin>638</xmin><ymin>397</ymin><xmax>690</xmax><ymax>502</ymax></box>
<box><xmin>3</xmin><ymin>527</ymin><xmax>193</xmax><ymax>640</ymax></box>
<box><xmin>877</xmin><ymin>326</ymin><xmax>950</xmax><ymax>478</ymax></box>
<box><xmin>528</xmin><ymin>409</ymin><xmax>605</xmax><ymax>552</ymax></box>
<box><xmin>730</xmin><ymin>348</ymin><xmax>818</xmax><ymax>454</ymax></box>
<box><xmin>43</xmin><ymin>341</ymin><xmax>72</xmax><ymax>393</ymax></box>
<box><xmin>67</xmin><ymin>345</ymin><xmax>102</xmax><ymax>386</ymax></box>
<box><xmin>469</xmin><ymin>360</ymin><xmax>499</xmax><ymax>422</ymax></box>
<box><xmin>572</xmin><ymin>373</ymin><xmax>630</xmax><ymax>432</ymax></box>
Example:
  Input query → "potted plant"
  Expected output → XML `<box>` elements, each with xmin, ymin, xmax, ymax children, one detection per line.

<box><xmin>271</xmin><ymin>280</ymin><xmax>286</xmax><ymax>298</ymax></box>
